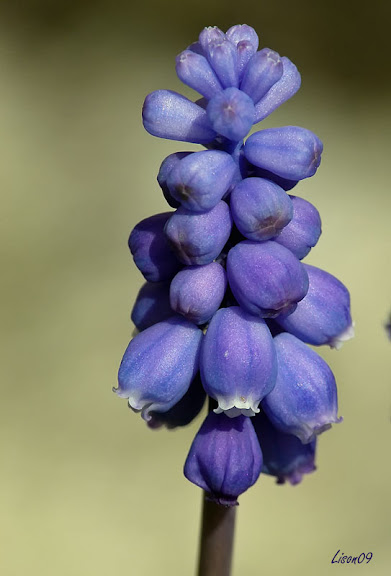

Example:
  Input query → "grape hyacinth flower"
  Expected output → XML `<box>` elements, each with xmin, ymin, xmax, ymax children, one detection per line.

<box><xmin>276</xmin><ymin>264</ymin><xmax>354</xmax><ymax>348</ymax></box>
<box><xmin>116</xmin><ymin>316</ymin><xmax>202</xmax><ymax>420</ymax></box>
<box><xmin>184</xmin><ymin>412</ymin><xmax>263</xmax><ymax>506</ymax></box>
<box><xmin>200</xmin><ymin>306</ymin><xmax>277</xmax><ymax>416</ymax></box>
<box><xmin>114</xmin><ymin>23</ymin><xmax>353</xmax><ymax>575</ymax></box>
<box><xmin>262</xmin><ymin>333</ymin><xmax>342</xmax><ymax>443</ymax></box>
<box><xmin>253</xmin><ymin>411</ymin><xmax>316</xmax><ymax>485</ymax></box>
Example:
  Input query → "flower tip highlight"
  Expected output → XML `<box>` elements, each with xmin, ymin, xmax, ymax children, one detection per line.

<box><xmin>329</xmin><ymin>322</ymin><xmax>355</xmax><ymax>350</ymax></box>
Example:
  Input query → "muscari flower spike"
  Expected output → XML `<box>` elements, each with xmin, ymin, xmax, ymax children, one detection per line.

<box><xmin>114</xmin><ymin>24</ymin><xmax>353</xmax><ymax>506</ymax></box>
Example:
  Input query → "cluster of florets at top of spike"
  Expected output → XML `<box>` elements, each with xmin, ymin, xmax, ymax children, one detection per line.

<box><xmin>114</xmin><ymin>25</ymin><xmax>354</xmax><ymax>507</ymax></box>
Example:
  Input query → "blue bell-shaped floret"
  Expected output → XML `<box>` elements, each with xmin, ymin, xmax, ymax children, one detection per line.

<box><xmin>170</xmin><ymin>262</ymin><xmax>227</xmax><ymax>325</ymax></box>
<box><xmin>200</xmin><ymin>306</ymin><xmax>277</xmax><ymax>416</ymax></box>
<box><xmin>276</xmin><ymin>264</ymin><xmax>354</xmax><ymax>348</ymax></box>
<box><xmin>128</xmin><ymin>213</ymin><xmax>182</xmax><ymax>282</ymax></box>
<box><xmin>116</xmin><ymin>316</ymin><xmax>203</xmax><ymax>421</ymax></box>
<box><xmin>262</xmin><ymin>333</ymin><xmax>342</xmax><ymax>443</ymax></box>
<box><xmin>131</xmin><ymin>281</ymin><xmax>173</xmax><ymax>332</ymax></box>
<box><xmin>273</xmin><ymin>196</ymin><xmax>322</xmax><ymax>259</ymax></box>
<box><xmin>253</xmin><ymin>411</ymin><xmax>317</xmax><ymax>485</ymax></box>
<box><xmin>227</xmin><ymin>240</ymin><xmax>309</xmax><ymax>317</ymax></box>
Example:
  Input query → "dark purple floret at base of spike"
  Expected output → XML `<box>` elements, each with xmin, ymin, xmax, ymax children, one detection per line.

<box><xmin>254</xmin><ymin>411</ymin><xmax>317</xmax><ymax>485</ymax></box>
<box><xmin>184</xmin><ymin>412</ymin><xmax>263</xmax><ymax>505</ymax></box>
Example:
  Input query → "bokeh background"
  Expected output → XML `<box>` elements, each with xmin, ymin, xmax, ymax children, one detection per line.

<box><xmin>1</xmin><ymin>1</ymin><xmax>390</xmax><ymax>574</ymax></box>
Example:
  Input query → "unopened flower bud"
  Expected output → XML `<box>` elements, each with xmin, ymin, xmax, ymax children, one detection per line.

<box><xmin>226</xmin><ymin>25</ymin><xmax>259</xmax><ymax>78</ymax></box>
<box><xmin>240</xmin><ymin>48</ymin><xmax>283</xmax><ymax>104</ymax></box>
<box><xmin>225</xmin><ymin>24</ymin><xmax>259</xmax><ymax>52</ymax></box>
<box><xmin>184</xmin><ymin>412</ymin><xmax>263</xmax><ymax>505</ymax></box>
<box><xmin>273</xmin><ymin>196</ymin><xmax>322</xmax><ymax>259</ymax></box>
<box><xmin>262</xmin><ymin>333</ymin><xmax>342</xmax><ymax>443</ymax></box>
<box><xmin>167</xmin><ymin>150</ymin><xmax>237</xmax><ymax>212</ymax></box>
<box><xmin>116</xmin><ymin>317</ymin><xmax>203</xmax><ymax>421</ymax></box>
<box><xmin>254</xmin><ymin>56</ymin><xmax>301</xmax><ymax>122</ymax></box>
<box><xmin>206</xmin><ymin>88</ymin><xmax>255</xmax><ymax>141</ymax></box>
<box><xmin>142</xmin><ymin>90</ymin><xmax>216</xmax><ymax>143</ymax></box>
<box><xmin>176</xmin><ymin>50</ymin><xmax>223</xmax><ymax>100</ymax></box>
<box><xmin>230</xmin><ymin>177</ymin><xmax>293</xmax><ymax>241</ymax></box>
<box><xmin>131</xmin><ymin>281</ymin><xmax>173</xmax><ymax>332</ymax></box>
<box><xmin>157</xmin><ymin>152</ymin><xmax>192</xmax><ymax>208</ymax></box>
<box><xmin>128</xmin><ymin>213</ymin><xmax>181</xmax><ymax>282</ymax></box>
<box><xmin>200</xmin><ymin>307</ymin><xmax>277</xmax><ymax>416</ymax></box>
<box><xmin>236</xmin><ymin>40</ymin><xmax>258</xmax><ymax>79</ymax></box>
<box><xmin>186</xmin><ymin>41</ymin><xmax>204</xmax><ymax>56</ymax></box>
<box><xmin>244</xmin><ymin>126</ymin><xmax>323</xmax><ymax>181</ymax></box>
<box><xmin>227</xmin><ymin>241</ymin><xmax>309</xmax><ymax>317</ymax></box>
<box><xmin>204</xmin><ymin>39</ymin><xmax>239</xmax><ymax>89</ymax></box>
<box><xmin>170</xmin><ymin>262</ymin><xmax>227</xmax><ymax>325</ymax></box>
<box><xmin>276</xmin><ymin>264</ymin><xmax>354</xmax><ymax>348</ymax></box>
<box><xmin>164</xmin><ymin>201</ymin><xmax>232</xmax><ymax>265</ymax></box>
<box><xmin>198</xmin><ymin>26</ymin><xmax>225</xmax><ymax>52</ymax></box>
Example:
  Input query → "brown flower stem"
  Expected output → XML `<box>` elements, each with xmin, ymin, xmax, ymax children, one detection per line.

<box><xmin>197</xmin><ymin>492</ymin><xmax>237</xmax><ymax>576</ymax></box>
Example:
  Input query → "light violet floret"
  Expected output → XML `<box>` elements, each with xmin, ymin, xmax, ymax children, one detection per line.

<box><xmin>277</xmin><ymin>264</ymin><xmax>354</xmax><ymax>347</ymax></box>
<box><xmin>200</xmin><ymin>307</ymin><xmax>277</xmax><ymax>416</ymax></box>
<box><xmin>175</xmin><ymin>50</ymin><xmax>223</xmax><ymax>100</ymax></box>
<box><xmin>203</xmin><ymin>38</ymin><xmax>239</xmax><ymax>89</ymax></box>
<box><xmin>273</xmin><ymin>195</ymin><xmax>322</xmax><ymax>259</ymax></box>
<box><xmin>227</xmin><ymin>241</ymin><xmax>309</xmax><ymax>317</ymax></box>
<box><xmin>244</xmin><ymin>126</ymin><xmax>323</xmax><ymax>181</ymax></box>
<box><xmin>206</xmin><ymin>88</ymin><xmax>255</xmax><ymax>141</ymax></box>
<box><xmin>164</xmin><ymin>201</ymin><xmax>232</xmax><ymax>265</ymax></box>
<box><xmin>262</xmin><ymin>333</ymin><xmax>342</xmax><ymax>443</ymax></box>
<box><xmin>167</xmin><ymin>150</ymin><xmax>237</xmax><ymax>212</ymax></box>
<box><xmin>225</xmin><ymin>24</ymin><xmax>259</xmax><ymax>53</ymax></box>
<box><xmin>170</xmin><ymin>262</ymin><xmax>227</xmax><ymax>325</ymax></box>
<box><xmin>240</xmin><ymin>48</ymin><xmax>283</xmax><ymax>104</ymax></box>
<box><xmin>254</xmin><ymin>56</ymin><xmax>301</xmax><ymax>122</ymax></box>
<box><xmin>230</xmin><ymin>177</ymin><xmax>293</xmax><ymax>241</ymax></box>
<box><xmin>142</xmin><ymin>90</ymin><xmax>216</xmax><ymax>143</ymax></box>
<box><xmin>116</xmin><ymin>316</ymin><xmax>203</xmax><ymax>421</ymax></box>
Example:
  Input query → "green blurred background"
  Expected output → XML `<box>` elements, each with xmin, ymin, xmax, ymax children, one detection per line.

<box><xmin>1</xmin><ymin>1</ymin><xmax>390</xmax><ymax>574</ymax></box>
